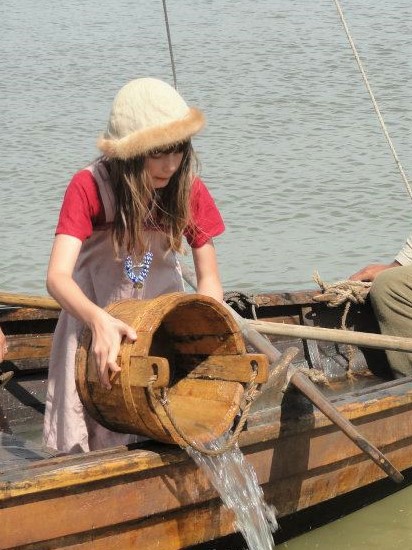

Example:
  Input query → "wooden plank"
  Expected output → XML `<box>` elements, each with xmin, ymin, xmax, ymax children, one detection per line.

<box><xmin>254</xmin><ymin>290</ymin><xmax>319</xmax><ymax>308</ymax></box>
<box><xmin>91</xmin><ymin>356</ymin><xmax>171</xmax><ymax>388</ymax></box>
<box><xmin>5</xmin><ymin>334</ymin><xmax>52</xmax><ymax>361</ymax></box>
<box><xmin>168</xmin><ymin>334</ymin><xmax>245</xmax><ymax>355</ymax></box>
<box><xmin>179</xmin><ymin>353</ymin><xmax>269</xmax><ymax>383</ymax></box>
<box><xmin>0</xmin><ymin>307</ymin><xmax>59</xmax><ymax>323</ymax></box>
<box><xmin>129</xmin><ymin>356</ymin><xmax>170</xmax><ymax>387</ymax></box>
<box><xmin>42</xmin><ymin>502</ymin><xmax>235</xmax><ymax>550</ymax></box>
<box><xmin>0</xmin><ymin>292</ymin><xmax>60</xmax><ymax>310</ymax></box>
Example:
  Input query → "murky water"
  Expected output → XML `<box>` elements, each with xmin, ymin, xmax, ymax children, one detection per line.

<box><xmin>1</xmin><ymin>0</ymin><xmax>412</xmax><ymax>547</ymax></box>
<box><xmin>279</xmin><ymin>484</ymin><xmax>412</xmax><ymax>549</ymax></box>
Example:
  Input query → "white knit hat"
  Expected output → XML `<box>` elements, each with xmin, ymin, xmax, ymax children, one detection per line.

<box><xmin>97</xmin><ymin>78</ymin><xmax>205</xmax><ymax>160</ymax></box>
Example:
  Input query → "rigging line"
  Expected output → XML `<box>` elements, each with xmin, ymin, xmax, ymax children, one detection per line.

<box><xmin>162</xmin><ymin>0</ymin><xmax>178</xmax><ymax>90</ymax></box>
<box><xmin>333</xmin><ymin>0</ymin><xmax>412</xmax><ymax>202</ymax></box>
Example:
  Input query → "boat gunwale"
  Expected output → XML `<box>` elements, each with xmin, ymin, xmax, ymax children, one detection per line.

<box><xmin>2</xmin><ymin>375</ymin><xmax>412</xmax><ymax>500</ymax></box>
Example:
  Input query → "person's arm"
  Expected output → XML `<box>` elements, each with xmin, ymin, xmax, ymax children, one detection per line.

<box><xmin>191</xmin><ymin>238</ymin><xmax>223</xmax><ymax>302</ymax></box>
<box><xmin>0</xmin><ymin>328</ymin><xmax>7</xmax><ymax>363</ymax></box>
<box><xmin>349</xmin><ymin>261</ymin><xmax>400</xmax><ymax>282</ymax></box>
<box><xmin>47</xmin><ymin>234</ymin><xmax>136</xmax><ymax>389</ymax></box>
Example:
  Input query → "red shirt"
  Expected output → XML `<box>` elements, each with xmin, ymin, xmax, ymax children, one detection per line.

<box><xmin>56</xmin><ymin>170</ymin><xmax>225</xmax><ymax>248</ymax></box>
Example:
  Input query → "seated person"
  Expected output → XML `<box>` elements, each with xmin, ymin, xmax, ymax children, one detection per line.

<box><xmin>350</xmin><ymin>233</ymin><xmax>412</xmax><ymax>378</ymax></box>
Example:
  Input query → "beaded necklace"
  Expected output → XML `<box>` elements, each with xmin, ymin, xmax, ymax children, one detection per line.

<box><xmin>124</xmin><ymin>251</ymin><xmax>154</xmax><ymax>289</ymax></box>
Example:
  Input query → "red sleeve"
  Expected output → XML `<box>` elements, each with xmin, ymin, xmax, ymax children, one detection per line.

<box><xmin>56</xmin><ymin>170</ymin><xmax>105</xmax><ymax>241</ymax></box>
<box><xmin>184</xmin><ymin>177</ymin><xmax>225</xmax><ymax>248</ymax></box>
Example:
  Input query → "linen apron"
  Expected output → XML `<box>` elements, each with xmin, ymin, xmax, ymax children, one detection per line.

<box><xmin>43</xmin><ymin>160</ymin><xmax>185</xmax><ymax>454</ymax></box>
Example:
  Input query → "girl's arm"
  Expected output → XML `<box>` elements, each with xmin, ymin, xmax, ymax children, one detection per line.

<box><xmin>47</xmin><ymin>234</ymin><xmax>136</xmax><ymax>389</ymax></box>
<box><xmin>191</xmin><ymin>239</ymin><xmax>223</xmax><ymax>302</ymax></box>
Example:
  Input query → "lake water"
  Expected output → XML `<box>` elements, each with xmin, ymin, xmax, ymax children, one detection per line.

<box><xmin>1</xmin><ymin>0</ymin><xmax>412</xmax><ymax>547</ymax></box>
<box><xmin>279</xmin><ymin>483</ymin><xmax>412</xmax><ymax>549</ymax></box>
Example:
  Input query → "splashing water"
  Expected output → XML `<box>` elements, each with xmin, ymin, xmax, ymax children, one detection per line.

<box><xmin>187</xmin><ymin>439</ymin><xmax>278</xmax><ymax>549</ymax></box>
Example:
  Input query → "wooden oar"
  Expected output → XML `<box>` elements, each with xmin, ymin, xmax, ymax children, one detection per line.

<box><xmin>180</xmin><ymin>264</ymin><xmax>404</xmax><ymax>483</ymax></box>
<box><xmin>0</xmin><ymin>292</ymin><xmax>60</xmax><ymax>310</ymax></box>
<box><xmin>249</xmin><ymin>320</ymin><xmax>412</xmax><ymax>354</ymax></box>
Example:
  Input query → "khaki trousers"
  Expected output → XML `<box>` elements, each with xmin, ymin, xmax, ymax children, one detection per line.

<box><xmin>370</xmin><ymin>264</ymin><xmax>412</xmax><ymax>378</ymax></box>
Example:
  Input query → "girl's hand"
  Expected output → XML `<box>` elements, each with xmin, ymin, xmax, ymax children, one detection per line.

<box><xmin>349</xmin><ymin>262</ymin><xmax>399</xmax><ymax>282</ymax></box>
<box><xmin>90</xmin><ymin>310</ymin><xmax>137</xmax><ymax>390</ymax></box>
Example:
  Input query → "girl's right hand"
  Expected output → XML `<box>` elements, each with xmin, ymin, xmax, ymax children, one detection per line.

<box><xmin>90</xmin><ymin>310</ymin><xmax>137</xmax><ymax>390</ymax></box>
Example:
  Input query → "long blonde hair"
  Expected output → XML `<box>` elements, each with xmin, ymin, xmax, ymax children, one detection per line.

<box><xmin>106</xmin><ymin>141</ymin><xmax>197</xmax><ymax>257</ymax></box>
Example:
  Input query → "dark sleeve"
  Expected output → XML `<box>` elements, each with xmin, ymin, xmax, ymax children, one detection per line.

<box><xmin>184</xmin><ymin>177</ymin><xmax>225</xmax><ymax>248</ymax></box>
<box><xmin>55</xmin><ymin>170</ymin><xmax>104</xmax><ymax>241</ymax></box>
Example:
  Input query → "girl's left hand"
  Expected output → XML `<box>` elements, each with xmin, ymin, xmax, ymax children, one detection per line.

<box><xmin>89</xmin><ymin>310</ymin><xmax>137</xmax><ymax>390</ymax></box>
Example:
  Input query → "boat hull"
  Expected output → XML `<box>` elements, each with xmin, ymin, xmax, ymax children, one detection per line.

<box><xmin>1</xmin><ymin>290</ymin><xmax>411</xmax><ymax>548</ymax></box>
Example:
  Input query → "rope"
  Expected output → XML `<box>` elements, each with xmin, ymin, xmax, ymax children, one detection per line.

<box><xmin>161</xmin><ymin>0</ymin><xmax>178</xmax><ymax>89</ymax></box>
<box><xmin>296</xmin><ymin>365</ymin><xmax>329</xmax><ymax>385</ymax></box>
<box><xmin>313</xmin><ymin>271</ymin><xmax>371</xmax><ymax>373</ymax></box>
<box><xmin>223</xmin><ymin>291</ymin><xmax>258</xmax><ymax>320</ymax></box>
<box><xmin>333</xmin><ymin>0</ymin><xmax>412</xmax><ymax>201</ymax></box>
<box><xmin>313</xmin><ymin>270</ymin><xmax>371</xmax><ymax>325</ymax></box>
<box><xmin>147</xmin><ymin>362</ymin><xmax>261</xmax><ymax>456</ymax></box>
<box><xmin>0</xmin><ymin>370</ymin><xmax>13</xmax><ymax>388</ymax></box>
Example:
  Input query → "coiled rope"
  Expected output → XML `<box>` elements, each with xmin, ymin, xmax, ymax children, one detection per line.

<box><xmin>313</xmin><ymin>271</ymin><xmax>371</xmax><ymax>328</ymax></box>
<box><xmin>313</xmin><ymin>271</ymin><xmax>371</xmax><ymax>373</ymax></box>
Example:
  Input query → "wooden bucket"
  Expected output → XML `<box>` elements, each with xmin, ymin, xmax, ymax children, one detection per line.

<box><xmin>75</xmin><ymin>293</ymin><xmax>269</xmax><ymax>446</ymax></box>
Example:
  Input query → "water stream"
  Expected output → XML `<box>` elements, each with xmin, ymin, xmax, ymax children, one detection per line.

<box><xmin>188</xmin><ymin>440</ymin><xmax>278</xmax><ymax>550</ymax></box>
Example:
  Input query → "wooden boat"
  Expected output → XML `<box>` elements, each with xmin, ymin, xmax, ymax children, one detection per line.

<box><xmin>1</xmin><ymin>288</ymin><xmax>412</xmax><ymax>549</ymax></box>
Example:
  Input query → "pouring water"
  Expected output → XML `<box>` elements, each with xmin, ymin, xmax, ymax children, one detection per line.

<box><xmin>188</xmin><ymin>438</ymin><xmax>278</xmax><ymax>550</ymax></box>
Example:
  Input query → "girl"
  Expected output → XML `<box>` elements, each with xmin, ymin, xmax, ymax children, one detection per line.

<box><xmin>44</xmin><ymin>78</ymin><xmax>225</xmax><ymax>454</ymax></box>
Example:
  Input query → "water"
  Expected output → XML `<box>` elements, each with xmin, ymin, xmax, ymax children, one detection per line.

<box><xmin>279</xmin><ymin>484</ymin><xmax>412</xmax><ymax>549</ymax></box>
<box><xmin>188</xmin><ymin>441</ymin><xmax>278</xmax><ymax>550</ymax></box>
<box><xmin>1</xmin><ymin>0</ymin><xmax>412</xmax><ymax>547</ymax></box>
<box><xmin>1</xmin><ymin>0</ymin><xmax>411</xmax><ymax>295</ymax></box>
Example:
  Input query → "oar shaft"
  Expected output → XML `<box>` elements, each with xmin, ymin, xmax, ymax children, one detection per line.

<box><xmin>0</xmin><ymin>292</ymin><xmax>60</xmax><ymax>310</ymax></box>
<box><xmin>249</xmin><ymin>319</ymin><xmax>412</xmax><ymax>354</ymax></box>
